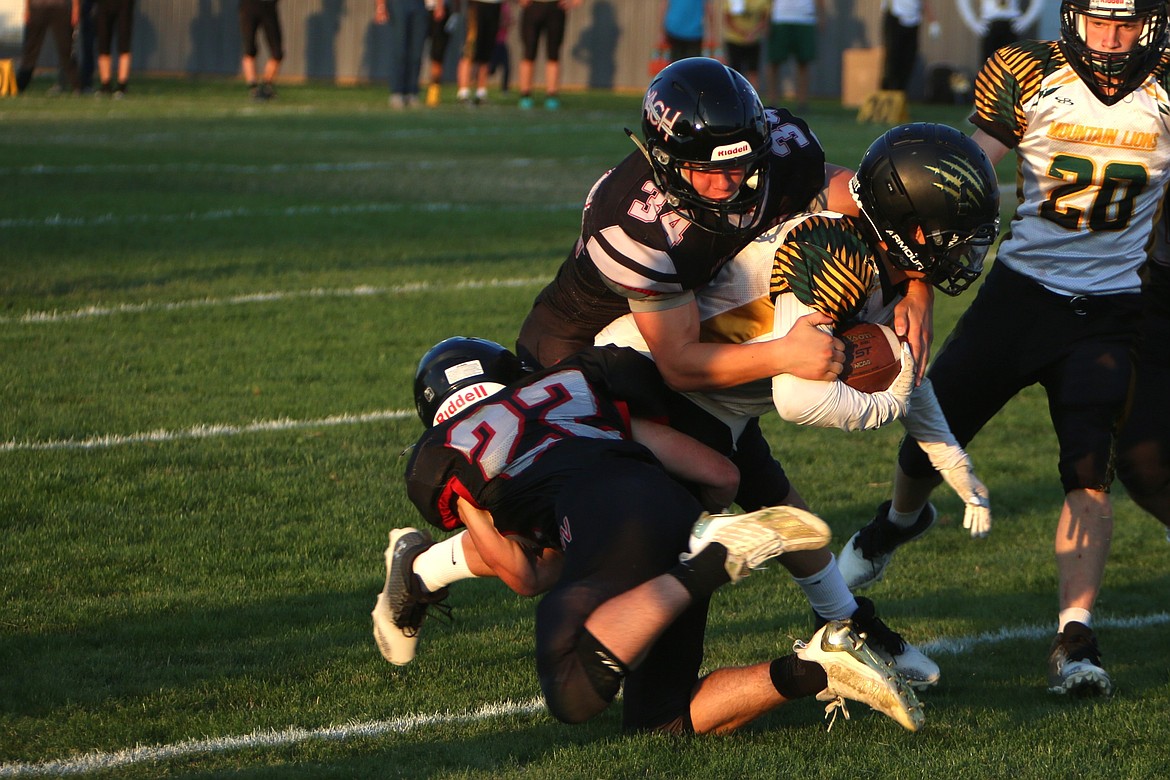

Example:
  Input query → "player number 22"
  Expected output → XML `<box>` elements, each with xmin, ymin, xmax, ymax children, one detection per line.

<box><xmin>446</xmin><ymin>370</ymin><xmax>619</xmax><ymax>481</ymax></box>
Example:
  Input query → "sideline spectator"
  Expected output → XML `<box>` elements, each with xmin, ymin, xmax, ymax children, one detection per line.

<box><xmin>77</xmin><ymin>0</ymin><xmax>96</xmax><ymax>91</ymax></box>
<box><xmin>767</xmin><ymin>0</ymin><xmax>823</xmax><ymax>110</ymax></box>
<box><xmin>95</xmin><ymin>0</ymin><xmax>135</xmax><ymax>98</ymax></box>
<box><xmin>488</xmin><ymin>0</ymin><xmax>512</xmax><ymax>93</ymax></box>
<box><xmin>880</xmin><ymin>0</ymin><xmax>939</xmax><ymax>92</ymax></box>
<box><xmin>722</xmin><ymin>0</ymin><xmax>769</xmax><ymax>91</ymax></box>
<box><xmin>456</xmin><ymin>0</ymin><xmax>507</xmax><ymax>104</ymax></box>
<box><xmin>16</xmin><ymin>0</ymin><xmax>82</xmax><ymax>95</ymax></box>
<box><xmin>239</xmin><ymin>0</ymin><xmax>283</xmax><ymax>101</ymax></box>
<box><xmin>956</xmin><ymin>0</ymin><xmax>1044</xmax><ymax>66</ymax></box>
<box><xmin>660</xmin><ymin>0</ymin><xmax>715</xmax><ymax>62</ymax></box>
<box><xmin>423</xmin><ymin>0</ymin><xmax>460</xmax><ymax>107</ymax></box>
<box><xmin>517</xmin><ymin>0</ymin><xmax>580</xmax><ymax>110</ymax></box>
<box><xmin>376</xmin><ymin>0</ymin><xmax>429</xmax><ymax>109</ymax></box>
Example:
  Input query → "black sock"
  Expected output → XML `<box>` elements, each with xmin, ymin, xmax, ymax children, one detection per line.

<box><xmin>769</xmin><ymin>655</ymin><xmax>828</xmax><ymax>700</ymax></box>
<box><xmin>667</xmin><ymin>543</ymin><xmax>731</xmax><ymax>601</ymax></box>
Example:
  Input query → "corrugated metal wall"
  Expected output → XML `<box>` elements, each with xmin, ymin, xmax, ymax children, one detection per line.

<box><xmin>127</xmin><ymin>0</ymin><xmax>1056</xmax><ymax>100</ymax></box>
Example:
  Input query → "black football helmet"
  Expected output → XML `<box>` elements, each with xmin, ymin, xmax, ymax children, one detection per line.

<box><xmin>413</xmin><ymin>337</ymin><xmax>525</xmax><ymax>427</ymax></box>
<box><xmin>851</xmin><ymin>122</ymin><xmax>1000</xmax><ymax>297</ymax></box>
<box><xmin>1060</xmin><ymin>0</ymin><xmax>1168</xmax><ymax>105</ymax></box>
<box><xmin>638</xmin><ymin>57</ymin><xmax>770</xmax><ymax>236</ymax></box>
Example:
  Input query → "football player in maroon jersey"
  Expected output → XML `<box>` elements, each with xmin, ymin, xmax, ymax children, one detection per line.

<box><xmin>389</xmin><ymin>336</ymin><xmax>924</xmax><ymax>734</ymax></box>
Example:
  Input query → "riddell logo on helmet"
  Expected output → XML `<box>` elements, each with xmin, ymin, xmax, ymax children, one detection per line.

<box><xmin>432</xmin><ymin>382</ymin><xmax>505</xmax><ymax>425</ymax></box>
<box><xmin>1089</xmin><ymin>0</ymin><xmax>1134</xmax><ymax>13</ymax></box>
<box><xmin>644</xmin><ymin>89</ymin><xmax>682</xmax><ymax>136</ymax></box>
<box><xmin>711</xmin><ymin>141</ymin><xmax>752</xmax><ymax>161</ymax></box>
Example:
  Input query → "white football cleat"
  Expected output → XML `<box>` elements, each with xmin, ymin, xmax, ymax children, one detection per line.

<box><xmin>683</xmin><ymin>505</ymin><xmax>832</xmax><ymax>582</ymax></box>
<box><xmin>838</xmin><ymin>596</ymin><xmax>940</xmax><ymax>689</ymax></box>
<box><xmin>1047</xmin><ymin>622</ymin><xmax>1113</xmax><ymax>697</ymax></box>
<box><xmin>837</xmin><ymin>501</ymin><xmax>936</xmax><ymax>589</ymax></box>
<box><xmin>371</xmin><ymin>527</ymin><xmax>449</xmax><ymax>666</ymax></box>
<box><xmin>795</xmin><ymin>620</ymin><xmax>926</xmax><ymax>732</ymax></box>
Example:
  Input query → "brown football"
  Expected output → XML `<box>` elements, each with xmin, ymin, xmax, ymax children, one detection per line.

<box><xmin>837</xmin><ymin>321</ymin><xmax>902</xmax><ymax>393</ymax></box>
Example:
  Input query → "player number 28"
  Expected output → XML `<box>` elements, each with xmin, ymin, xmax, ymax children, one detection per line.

<box><xmin>1040</xmin><ymin>153</ymin><xmax>1148</xmax><ymax>232</ymax></box>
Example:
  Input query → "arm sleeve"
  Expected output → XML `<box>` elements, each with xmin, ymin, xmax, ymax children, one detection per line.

<box><xmin>770</xmin><ymin>294</ymin><xmax>912</xmax><ymax>431</ymax></box>
<box><xmin>898</xmin><ymin>378</ymin><xmax>958</xmax><ymax>448</ymax></box>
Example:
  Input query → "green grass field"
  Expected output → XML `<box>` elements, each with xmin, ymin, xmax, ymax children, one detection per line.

<box><xmin>2</xmin><ymin>77</ymin><xmax>1168</xmax><ymax>779</ymax></box>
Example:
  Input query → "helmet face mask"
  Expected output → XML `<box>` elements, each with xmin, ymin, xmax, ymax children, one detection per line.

<box><xmin>413</xmin><ymin>337</ymin><xmax>526</xmax><ymax>427</ymax></box>
<box><xmin>851</xmin><ymin>122</ymin><xmax>1001</xmax><ymax>297</ymax></box>
<box><xmin>1059</xmin><ymin>0</ymin><xmax>1168</xmax><ymax>104</ymax></box>
<box><xmin>640</xmin><ymin>57</ymin><xmax>771</xmax><ymax>236</ymax></box>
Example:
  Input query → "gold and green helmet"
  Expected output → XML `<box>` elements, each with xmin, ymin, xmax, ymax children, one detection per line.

<box><xmin>850</xmin><ymin>123</ymin><xmax>1000</xmax><ymax>297</ymax></box>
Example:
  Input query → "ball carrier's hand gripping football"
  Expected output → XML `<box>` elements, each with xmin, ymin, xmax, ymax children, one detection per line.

<box><xmin>772</xmin><ymin>321</ymin><xmax>916</xmax><ymax>432</ymax></box>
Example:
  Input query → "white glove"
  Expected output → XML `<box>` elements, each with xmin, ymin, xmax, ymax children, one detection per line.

<box><xmin>927</xmin><ymin>21</ymin><xmax>942</xmax><ymax>39</ymax></box>
<box><xmin>975</xmin><ymin>21</ymin><xmax>989</xmax><ymax>36</ymax></box>
<box><xmin>882</xmin><ymin>342</ymin><xmax>916</xmax><ymax>412</ymax></box>
<box><xmin>1011</xmin><ymin>18</ymin><xmax>1028</xmax><ymax>35</ymax></box>
<box><xmin>916</xmin><ymin>439</ymin><xmax>992</xmax><ymax>538</ymax></box>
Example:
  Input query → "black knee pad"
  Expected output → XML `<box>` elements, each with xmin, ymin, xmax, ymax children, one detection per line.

<box><xmin>575</xmin><ymin>628</ymin><xmax>627</xmax><ymax>703</ymax></box>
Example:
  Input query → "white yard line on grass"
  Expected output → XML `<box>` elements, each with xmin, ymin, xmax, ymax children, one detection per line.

<box><xmin>0</xmin><ymin>410</ymin><xmax>416</xmax><ymax>452</ymax></box>
<box><xmin>0</xmin><ymin>200</ymin><xmax>580</xmax><ymax>230</ymax></box>
<box><xmin>0</xmin><ymin>155</ymin><xmax>600</xmax><ymax>177</ymax></box>
<box><xmin>0</xmin><ymin>279</ymin><xmax>546</xmax><ymax>325</ymax></box>
<box><xmin>1</xmin><ymin>613</ymin><xmax>1167</xmax><ymax>777</ymax></box>
<box><xmin>920</xmin><ymin>612</ymin><xmax>1170</xmax><ymax>655</ymax></box>
<box><xmin>0</xmin><ymin>697</ymin><xmax>547</xmax><ymax>778</ymax></box>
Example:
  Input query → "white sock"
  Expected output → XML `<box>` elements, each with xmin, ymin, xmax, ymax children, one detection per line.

<box><xmin>413</xmin><ymin>530</ymin><xmax>478</xmax><ymax>592</ymax></box>
<box><xmin>475</xmin><ymin>87</ymin><xmax>488</xmax><ymax>99</ymax></box>
<box><xmin>456</xmin><ymin>87</ymin><xmax>470</xmax><ymax>99</ymax></box>
<box><xmin>1058</xmin><ymin>608</ymin><xmax>1092</xmax><ymax>633</ymax></box>
<box><xmin>792</xmin><ymin>555</ymin><xmax>858</xmax><ymax>620</ymax></box>
<box><xmin>888</xmin><ymin>503</ymin><xmax>928</xmax><ymax>529</ymax></box>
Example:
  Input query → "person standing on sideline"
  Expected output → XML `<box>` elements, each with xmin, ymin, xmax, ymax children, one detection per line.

<box><xmin>239</xmin><ymin>0</ymin><xmax>283</xmax><ymax>101</ymax></box>
<box><xmin>517</xmin><ymin>0</ymin><xmax>580</xmax><ymax>110</ymax></box>
<box><xmin>880</xmin><ymin>0</ymin><xmax>939</xmax><ymax>92</ymax></box>
<box><xmin>422</xmin><ymin>0</ymin><xmax>458</xmax><ymax>107</ymax></box>
<box><xmin>456</xmin><ymin>0</ymin><xmax>507</xmax><ymax>104</ymax></box>
<box><xmin>722</xmin><ymin>0</ymin><xmax>770</xmax><ymax>90</ymax></box>
<box><xmin>94</xmin><ymin>0</ymin><xmax>135</xmax><ymax>97</ymax></box>
<box><xmin>766</xmin><ymin>0</ymin><xmax>824</xmax><ymax>110</ymax></box>
<box><xmin>838</xmin><ymin>0</ymin><xmax>1170</xmax><ymax>698</ymax></box>
<box><xmin>376</xmin><ymin>0</ymin><xmax>429</xmax><ymax>109</ymax></box>
<box><xmin>956</xmin><ymin>0</ymin><xmax>1044</xmax><ymax>66</ymax></box>
<box><xmin>660</xmin><ymin>0</ymin><xmax>716</xmax><ymax>62</ymax></box>
<box><xmin>77</xmin><ymin>0</ymin><xmax>97</xmax><ymax>92</ymax></box>
<box><xmin>15</xmin><ymin>0</ymin><xmax>82</xmax><ymax>95</ymax></box>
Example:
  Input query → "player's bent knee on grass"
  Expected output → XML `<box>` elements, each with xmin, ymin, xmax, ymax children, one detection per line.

<box><xmin>536</xmin><ymin>587</ymin><xmax>626</xmax><ymax>724</ymax></box>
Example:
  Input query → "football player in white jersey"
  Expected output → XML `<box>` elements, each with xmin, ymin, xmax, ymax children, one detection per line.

<box><xmin>841</xmin><ymin>0</ymin><xmax>1170</xmax><ymax>698</ymax></box>
<box><xmin>596</xmin><ymin>123</ymin><xmax>1001</xmax><ymax>690</ymax></box>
